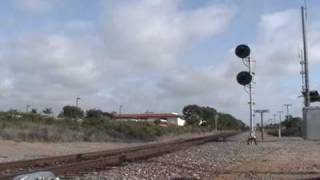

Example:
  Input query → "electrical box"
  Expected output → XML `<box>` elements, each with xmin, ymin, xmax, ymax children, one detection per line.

<box><xmin>303</xmin><ymin>106</ymin><xmax>320</xmax><ymax>140</ymax></box>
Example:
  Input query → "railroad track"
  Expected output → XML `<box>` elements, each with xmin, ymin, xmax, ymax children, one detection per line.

<box><xmin>0</xmin><ymin>131</ymin><xmax>239</xmax><ymax>180</ymax></box>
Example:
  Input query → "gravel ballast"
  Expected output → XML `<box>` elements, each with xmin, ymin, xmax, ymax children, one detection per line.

<box><xmin>74</xmin><ymin>132</ymin><xmax>320</xmax><ymax>180</ymax></box>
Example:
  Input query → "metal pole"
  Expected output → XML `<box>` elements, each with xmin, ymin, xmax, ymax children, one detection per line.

<box><xmin>301</xmin><ymin>6</ymin><xmax>310</xmax><ymax>107</ymax></box>
<box><xmin>215</xmin><ymin>114</ymin><xmax>219</xmax><ymax>131</ymax></box>
<box><xmin>26</xmin><ymin>105</ymin><xmax>30</xmax><ymax>113</ymax></box>
<box><xmin>273</xmin><ymin>114</ymin><xmax>277</xmax><ymax>129</ymax></box>
<box><xmin>300</xmin><ymin>53</ymin><xmax>305</xmax><ymax>93</ymax></box>
<box><xmin>261</xmin><ymin>112</ymin><xmax>264</xmax><ymax>141</ymax></box>
<box><xmin>278</xmin><ymin>111</ymin><xmax>283</xmax><ymax>138</ymax></box>
<box><xmin>119</xmin><ymin>105</ymin><xmax>123</xmax><ymax>114</ymax></box>
<box><xmin>284</xmin><ymin>104</ymin><xmax>292</xmax><ymax>120</ymax></box>
<box><xmin>248</xmin><ymin>57</ymin><xmax>254</xmax><ymax>137</ymax></box>
<box><xmin>254</xmin><ymin>109</ymin><xmax>269</xmax><ymax>141</ymax></box>
<box><xmin>76</xmin><ymin>97</ymin><xmax>80</xmax><ymax>107</ymax></box>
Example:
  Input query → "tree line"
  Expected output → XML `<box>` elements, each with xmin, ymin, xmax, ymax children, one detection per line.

<box><xmin>182</xmin><ymin>104</ymin><xmax>247</xmax><ymax>130</ymax></box>
<box><xmin>7</xmin><ymin>104</ymin><xmax>246</xmax><ymax>130</ymax></box>
<box><xmin>265</xmin><ymin>116</ymin><xmax>303</xmax><ymax>137</ymax></box>
<box><xmin>58</xmin><ymin>106</ymin><xmax>112</xmax><ymax>119</ymax></box>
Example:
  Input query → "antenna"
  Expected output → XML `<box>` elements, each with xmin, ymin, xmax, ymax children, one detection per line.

<box><xmin>301</xmin><ymin>6</ymin><xmax>310</xmax><ymax>107</ymax></box>
<box><xmin>299</xmin><ymin>49</ymin><xmax>305</xmax><ymax>95</ymax></box>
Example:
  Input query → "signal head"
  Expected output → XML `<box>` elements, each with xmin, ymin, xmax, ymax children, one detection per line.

<box><xmin>235</xmin><ymin>44</ymin><xmax>251</xmax><ymax>59</ymax></box>
<box><xmin>236</xmin><ymin>71</ymin><xmax>252</xmax><ymax>86</ymax></box>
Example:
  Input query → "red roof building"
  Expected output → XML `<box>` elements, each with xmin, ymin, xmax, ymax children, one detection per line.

<box><xmin>112</xmin><ymin>113</ymin><xmax>186</xmax><ymax>126</ymax></box>
<box><xmin>113</xmin><ymin>113</ymin><xmax>179</xmax><ymax>119</ymax></box>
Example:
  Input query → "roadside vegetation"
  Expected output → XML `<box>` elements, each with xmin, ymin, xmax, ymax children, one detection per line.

<box><xmin>0</xmin><ymin>104</ymin><xmax>246</xmax><ymax>142</ymax></box>
<box><xmin>266</xmin><ymin>116</ymin><xmax>303</xmax><ymax>137</ymax></box>
<box><xmin>182</xmin><ymin>104</ymin><xmax>247</xmax><ymax>130</ymax></box>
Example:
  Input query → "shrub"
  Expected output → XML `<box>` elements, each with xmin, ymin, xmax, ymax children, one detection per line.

<box><xmin>0</xmin><ymin>111</ymin><xmax>216</xmax><ymax>142</ymax></box>
<box><xmin>59</xmin><ymin>106</ymin><xmax>84</xmax><ymax>119</ymax></box>
<box><xmin>86</xmin><ymin>109</ymin><xmax>104</xmax><ymax>118</ymax></box>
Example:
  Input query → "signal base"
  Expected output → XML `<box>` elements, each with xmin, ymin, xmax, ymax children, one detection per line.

<box><xmin>247</xmin><ymin>132</ymin><xmax>257</xmax><ymax>145</ymax></box>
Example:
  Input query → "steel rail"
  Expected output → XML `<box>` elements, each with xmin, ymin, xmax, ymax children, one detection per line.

<box><xmin>0</xmin><ymin>131</ymin><xmax>239</xmax><ymax>179</ymax></box>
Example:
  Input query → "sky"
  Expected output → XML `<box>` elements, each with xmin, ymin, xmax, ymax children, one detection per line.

<box><xmin>0</xmin><ymin>0</ymin><xmax>320</xmax><ymax>125</ymax></box>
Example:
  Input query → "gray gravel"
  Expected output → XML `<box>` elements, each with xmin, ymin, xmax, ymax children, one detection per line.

<box><xmin>71</xmin><ymin>132</ymin><xmax>320</xmax><ymax>180</ymax></box>
<box><xmin>72</xmin><ymin>133</ymin><xmax>249</xmax><ymax>180</ymax></box>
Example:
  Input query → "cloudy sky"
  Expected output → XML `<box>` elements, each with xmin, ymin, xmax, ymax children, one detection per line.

<box><xmin>0</xmin><ymin>0</ymin><xmax>320</xmax><ymax>124</ymax></box>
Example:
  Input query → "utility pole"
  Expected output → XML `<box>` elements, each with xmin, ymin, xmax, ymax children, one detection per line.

<box><xmin>215</xmin><ymin>114</ymin><xmax>219</xmax><ymax>131</ymax></box>
<box><xmin>273</xmin><ymin>114</ymin><xmax>277</xmax><ymax>129</ymax></box>
<box><xmin>301</xmin><ymin>6</ymin><xmax>310</xmax><ymax>107</ymax></box>
<box><xmin>254</xmin><ymin>109</ymin><xmax>269</xmax><ymax>141</ymax></box>
<box><xmin>119</xmin><ymin>105</ymin><xmax>123</xmax><ymax>114</ymax></box>
<box><xmin>284</xmin><ymin>104</ymin><xmax>292</xmax><ymax>120</ymax></box>
<box><xmin>278</xmin><ymin>111</ymin><xmax>283</xmax><ymax>138</ymax></box>
<box><xmin>26</xmin><ymin>105</ymin><xmax>31</xmax><ymax>113</ymax></box>
<box><xmin>76</xmin><ymin>97</ymin><xmax>80</xmax><ymax>107</ymax></box>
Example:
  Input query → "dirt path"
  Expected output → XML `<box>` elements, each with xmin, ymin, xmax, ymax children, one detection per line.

<box><xmin>0</xmin><ymin>140</ymin><xmax>143</xmax><ymax>163</ymax></box>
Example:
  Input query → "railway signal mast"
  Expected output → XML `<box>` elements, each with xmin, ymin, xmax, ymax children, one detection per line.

<box><xmin>235</xmin><ymin>44</ymin><xmax>256</xmax><ymax>144</ymax></box>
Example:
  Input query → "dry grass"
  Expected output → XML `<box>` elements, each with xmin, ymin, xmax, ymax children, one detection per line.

<box><xmin>0</xmin><ymin>112</ymin><xmax>212</xmax><ymax>142</ymax></box>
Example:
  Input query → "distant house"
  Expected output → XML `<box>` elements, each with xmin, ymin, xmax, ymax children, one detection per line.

<box><xmin>112</xmin><ymin>112</ymin><xmax>186</xmax><ymax>126</ymax></box>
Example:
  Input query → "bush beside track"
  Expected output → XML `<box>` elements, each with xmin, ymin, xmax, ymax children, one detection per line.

<box><xmin>0</xmin><ymin>112</ymin><xmax>217</xmax><ymax>142</ymax></box>
<box><xmin>0</xmin><ymin>104</ymin><xmax>246</xmax><ymax>142</ymax></box>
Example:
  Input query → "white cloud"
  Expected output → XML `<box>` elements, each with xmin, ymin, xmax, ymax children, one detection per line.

<box><xmin>4</xmin><ymin>1</ymin><xmax>318</xmax><ymax>123</ymax></box>
<box><xmin>0</xmin><ymin>1</ymin><xmax>235</xmax><ymax>114</ymax></box>
<box><xmin>101</xmin><ymin>0</ymin><xmax>234</xmax><ymax>70</ymax></box>
<box><xmin>156</xmin><ymin>67</ymin><xmax>246</xmax><ymax>115</ymax></box>
<box><xmin>253</xmin><ymin>9</ymin><xmax>320</xmax><ymax>76</ymax></box>
<box><xmin>242</xmin><ymin>9</ymin><xmax>320</xmax><ymax>120</ymax></box>
<box><xmin>0</xmin><ymin>79</ymin><xmax>14</xmax><ymax>97</ymax></box>
<box><xmin>155</xmin><ymin>8</ymin><xmax>320</xmax><ymax>122</ymax></box>
<box><xmin>309</xmin><ymin>22</ymin><xmax>320</xmax><ymax>63</ymax></box>
<box><xmin>0</xmin><ymin>34</ymin><xmax>102</xmax><ymax>112</ymax></box>
<box><xmin>254</xmin><ymin>9</ymin><xmax>301</xmax><ymax>76</ymax></box>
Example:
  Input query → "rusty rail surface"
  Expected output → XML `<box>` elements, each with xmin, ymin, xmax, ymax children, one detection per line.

<box><xmin>0</xmin><ymin>131</ymin><xmax>239</xmax><ymax>179</ymax></box>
